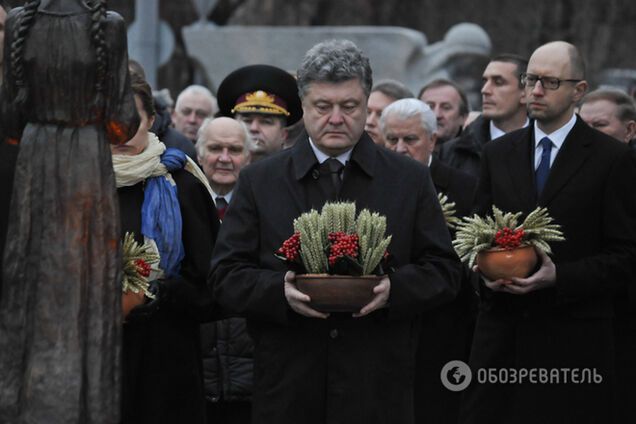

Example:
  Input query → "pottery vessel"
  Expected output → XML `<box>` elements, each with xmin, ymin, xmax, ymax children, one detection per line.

<box><xmin>476</xmin><ymin>244</ymin><xmax>538</xmax><ymax>281</ymax></box>
<box><xmin>122</xmin><ymin>290</ymin><xmax>145</xmax><ymax>320</ymax></box>
<box><xmin>295</xmin><ymin>274</ymin><xmax>382</xmax><ymax>312</ymax></box>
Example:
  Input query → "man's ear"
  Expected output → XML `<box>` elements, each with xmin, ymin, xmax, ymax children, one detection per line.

<box><xmin>280</xmin><ymin>128</ymin><xmax>289</xmax><ymax>142</ymax></box>
<box><xmin>624</xmin><ymin>120</ymin><xmax>636</xmax><ymax>143</ymax></box>
<box><xmin>519</xmin><ymin>87</ymin><xmax>528</xmax><ymax>105</ymax></box>
<box><xmin>572</xmin><ymin>80</ymin><xmax>588</xmax><ymax>103</ymax></box>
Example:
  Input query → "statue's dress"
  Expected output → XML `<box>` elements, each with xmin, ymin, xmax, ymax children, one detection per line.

<box><xmin>0</xmin><ymin>7</ymin><xmax>138</xmax><ymax>423</ymax></box>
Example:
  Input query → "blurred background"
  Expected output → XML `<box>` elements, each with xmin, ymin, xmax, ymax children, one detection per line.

<box><xmin>8</xmin><ymin>0</ymin><xmax>636</xmax><ymax>107</ymax></box>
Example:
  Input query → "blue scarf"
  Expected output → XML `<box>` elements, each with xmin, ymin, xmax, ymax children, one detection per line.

<box><xmin>141</xmin><ymin>148</ymin><xmax>187</xmax><ymax>278</ymax></box>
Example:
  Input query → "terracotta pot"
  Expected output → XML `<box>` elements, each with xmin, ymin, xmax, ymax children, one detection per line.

<box><xmin>476</xmin><ymin>244</ymin><xmax>538</xmax><ymax>281</ymax></box>
<box><xmin>122</xmin><ymin>290</ymin><xmax>145</xmax><ymax>320</ymax></box>
<box><xmin>295</xmin><ymin>274</ymin><xmax>382</xmax><ymax>313</ymax></box>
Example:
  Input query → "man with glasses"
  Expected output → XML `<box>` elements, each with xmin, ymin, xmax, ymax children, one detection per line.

<box><xmin>460</xmin><ymin>41</ymin><xmax>636</xmax><ymax>424</ymax></box>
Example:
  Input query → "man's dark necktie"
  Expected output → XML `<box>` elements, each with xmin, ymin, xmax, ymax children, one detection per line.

<box><xmin>325</xmin><ymin>158</ymin><xmax>344</xmax><ymax>195</ymax></box>
<box><xmin>216</xmin><ymin>196</ymin><xmax>228</xmax><ymax>220</ymax></box>
<box><xmin>535</xmin><ymin>137</ymin><xmax>553</xmax><ymax>197</ymax></box>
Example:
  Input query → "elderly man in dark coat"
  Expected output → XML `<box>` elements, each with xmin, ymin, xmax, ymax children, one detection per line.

<box><xmin>210</xmin><ymin>39</ymin><xmax>462</xmax><ymax>424</ymax></box>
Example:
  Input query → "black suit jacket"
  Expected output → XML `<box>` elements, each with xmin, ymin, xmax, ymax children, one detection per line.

<box><xmin>210</xmin><ymin>132</ymin><xmax>461</xmax><ymax>424</ymax></box>
<box><xmin>474</xmin><ymin>116</ymin><xmax>636</xmax><ymax>314</ymax></box>
<box><xmin>462</xmin><ymin>116</ymin><xmax>636</xmax><ymax>424</ymax></box>
<box><xmin>429</xmin><ymin>157</ymin><xmax>476</xmax><ymax>219</ymax></box>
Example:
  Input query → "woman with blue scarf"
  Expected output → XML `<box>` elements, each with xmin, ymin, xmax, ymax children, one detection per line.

<box><xmin>112</xmin><ymin>72</ymin><xmax>220</xmax><ymax>424</ymax></box>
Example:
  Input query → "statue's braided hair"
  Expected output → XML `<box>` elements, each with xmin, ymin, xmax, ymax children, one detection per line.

<box><xmin>10</xmin><ymin>0</ymin><xmax>40</xmax><ymax>106</ymax></box>
<box><xmin>89</xmin><ymin>0</ymin><xmax>107</xmax><ymax>95</ymax></box>
<box><xmin>10</xmin><ymin>0</ymin><xmax>109</xmax><ymax>109</ymax></box>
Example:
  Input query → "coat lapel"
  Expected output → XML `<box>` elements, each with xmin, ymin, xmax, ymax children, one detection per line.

<box><xmin>539</xmin><ymin>118</ymin><xmax>593</xmax><ymax>206</ymax></box>
<box><xmin>287</xmin><ymin>134</ymin><xmax>316</xmax><ymax>213</ymax></box>
<box><xmin>505</xmin><ymin>127</ymin><xmax>536</xmax><ymax>212</ymax></box>
<box><xmin>429</xmin><ymin>158</ymin><xmax>449</xmax><ymax>194</ymax></box>
<box><xmin>338</xmin><ymin>133</ymin><xmax>376</xmax><ymax>207</ymax></box>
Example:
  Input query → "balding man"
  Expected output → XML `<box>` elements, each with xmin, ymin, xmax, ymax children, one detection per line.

<box><xmin>579</xmin><ymin>88</ymin><xmax>636</xmax><ymax>144</ymax></box>
<box><xmin>196</xmin><ymin>117</ymin><xmax>255</xmax><ymax>424</ymax></box>
<box><xmin>196</xmin><ymin>117</ymin><xmax>250</xmax><ymax>220</ymax></box>
<box><xmin>172</xmin><ymin>85</ymin><xmax>218</xmax><ymax>143</ymax></box>
<box><xmin>460</xmin><ymin>42</ymin><xmax>636</xmax><ymax>424</ymax></box>
<box><xmin>419</xmin><ymin>79</ymin><xmax>469</xmax><ymax>147</ymax></box>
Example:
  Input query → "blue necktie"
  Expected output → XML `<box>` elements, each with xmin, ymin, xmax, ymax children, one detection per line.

<box><xmin>535</xmin><ymin>137</ymin><xmax>553</xmax><ymax>196</ymax></box>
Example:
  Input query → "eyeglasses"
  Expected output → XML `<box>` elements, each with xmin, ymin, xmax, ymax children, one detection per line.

<box><xmin>520</xmin><ymin>73</ymin><xmax>582</xmax><ymax>90</ymax></box>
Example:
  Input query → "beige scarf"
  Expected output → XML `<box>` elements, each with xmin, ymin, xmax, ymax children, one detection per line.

<box><xmin>112</xmin><ymin>132</ymin><xmax>214</xmax><ymax>199</ymax></box>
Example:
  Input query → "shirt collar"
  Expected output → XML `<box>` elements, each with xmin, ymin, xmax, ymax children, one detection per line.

<box><xmin>534</xmin><ymin>113</ymin><xmax>577</xmax><ymax>150</ymax></box>
<box><xmin>212</xmin><ymin>189</ymin><xmax>233</xmax><ymax>205</ymax></box>
<box><xmin>489</xmin><ymin>117</ymin><xmax>530</xmax><ymax>140</ymax></box>
<box><xmin>292</xmin><ymin>132</ymin><xmax>377</xmax><ymax>180</ymax></box>
<box><xmin>308</xmin><ymin>137</ymin><xmax>353</xmax><ymax>166</ymax></box>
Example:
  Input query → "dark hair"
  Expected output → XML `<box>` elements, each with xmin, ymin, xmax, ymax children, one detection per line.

<box><xmin>418</xmin><ymin>78</ymin><xmax>470</xmax><ymax>116</ymax></box>
<box><xmin>580</xmin><ymin>88</ymin><xmax>636</xmax><ymax>123</ymax></box>
<box><xmin>371</xmin><ymin>79</ymin><xmax>414</xmax><ymax>100</ymax></box>
<box><xmin>129</xmin><ymin>71</ymin><xmax>156</xmax><ymax>118</ymax></box>
<box><xmin>128</xmin><ymin>59</ymin><xmax>147</xmax><ymax>80</ymax></box>
<box><xmin>297</xmin><ymin>39</ymin><xmax>373</xmax><ymax>99</ymax></box>
<box><xmin>490</xmin><ymin>53</ymin><xmax>528</xmax><ymax>88</ymax></box>
<box><xmin>11</xmin><ymin>0</ymin><xmax>108</xmax><ymax>109</ymax></box>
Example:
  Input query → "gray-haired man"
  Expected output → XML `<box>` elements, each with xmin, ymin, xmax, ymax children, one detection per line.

<box><xmin>210</xmin><ymin>39</ymin><xmax>461</xmax><ymax>424</ymax></box>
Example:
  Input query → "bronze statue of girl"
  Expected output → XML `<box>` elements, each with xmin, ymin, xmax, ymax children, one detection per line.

<box><xmin>0</xmin><ymin>1</ymin><xmax>139</xmax><ymax>422</ymax></box>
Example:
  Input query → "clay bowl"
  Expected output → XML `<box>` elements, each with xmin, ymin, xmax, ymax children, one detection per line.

<box><xmin>295</xmin><ymin>274</ymin><xmax>382</xmax><ymax>312</ymax></box>
<box><xmin>122</xmin><ymin>290</ymin><xmax>145</xmax><ymax>320</ymax></box>
<box><xmin>476</xmin><ymin>244</ymin><xmax>538</xmax><ymax>281</ymax></box>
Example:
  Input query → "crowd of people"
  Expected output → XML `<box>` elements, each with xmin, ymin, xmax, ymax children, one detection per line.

<box><xmin>0</xmin><ymin>1</ymin><xmax>635</xmax><ymax>424</ymax></box>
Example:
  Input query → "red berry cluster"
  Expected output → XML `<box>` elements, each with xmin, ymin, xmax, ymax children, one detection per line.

<box><xmin>135</xmin><ymin>259</ymin><xmax>151</xmax><ymax>278</ymax></box>
<box><xmin>494</xmin><ymin>227</ymin><xmax>525</xmax><ymax>250</ymax></box>
<box><xmin>277</xmin><ymin>232</ymin><xmax>301</xmax><ymax>261</ymax></box>
<box><xmin>328</xmin><ymin>232</ymin><xmax>359</xmax><ymax>266</ymax></box>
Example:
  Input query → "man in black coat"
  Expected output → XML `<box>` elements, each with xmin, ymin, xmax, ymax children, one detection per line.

<box><xmin>210</xmin><ymin>39</ymin><xmax>462</xmax><ymax>424</ymax></box>
<box><xmin>439</xmin><ymin>54</ymin><xmax>529</xmax><ymax>178</ymax></box>
<box><xmin>459</xmin><ymin>41</ymin><xmax>636</xmax><ymax>424</ymax></box>
<box><xmin>380</xmin><ymin>98</ymin><xmax>477</xmax><ymax>424</ymax></box>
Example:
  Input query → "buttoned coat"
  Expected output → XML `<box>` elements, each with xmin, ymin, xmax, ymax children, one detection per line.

<box><xmin>460</xmin><ymin>117</ymin><xmax>636</xmax><ymax>424</ymax></box>
<box><xmin>210</xmin><ymin>132</ymin><xmax>462</xmax><ymax>424</ymax></box>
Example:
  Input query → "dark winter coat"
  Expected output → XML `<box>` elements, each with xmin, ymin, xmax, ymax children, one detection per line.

<box><xmin>201</xmin><ymin>317</ymin><xmax>254</xmax><ymax>403</ymax></box>
<box><xmin>120</xmin><ymin>169</ymin><xmax>220</xmax><ymax>424</ymax></box>
<box><xmin>210</xmin><ymin>132</ymin><xmax>462</xmax><ymax>424</ymax></box>
<box><xmin>438</xmin><ymin>114</ymin><xmax>491</xmax><ymax>178</ymax></box>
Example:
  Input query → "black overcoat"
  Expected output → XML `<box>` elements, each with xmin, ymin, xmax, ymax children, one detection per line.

<box><xmin>460</xmin><ymin>117</ymin><xmax>636</xmax><ymax>424</ymax></box>
<box><xmin>415</xmin><ymin>158</ymin><xmax>478</xmax><ymax>424</ymax></box>
<box><xmin>210</xmin><ymin>133</ymin><xmax>462</xmax><ymax>424</ymax></box>
<box><xmin>119</xmin><ymin>169</ymin><xmax>219</xmax><ymax>424</ymax></box>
